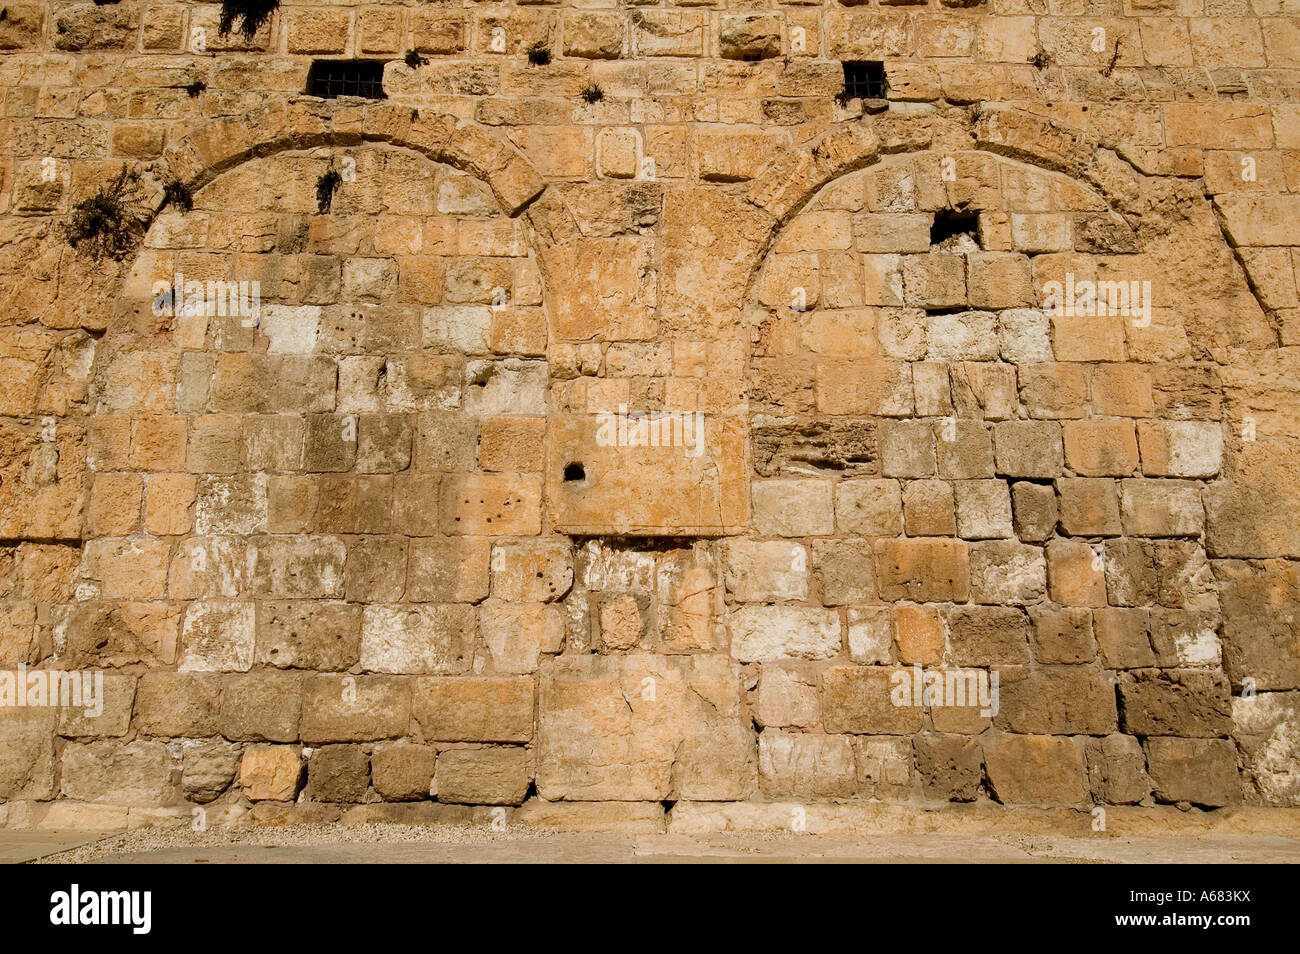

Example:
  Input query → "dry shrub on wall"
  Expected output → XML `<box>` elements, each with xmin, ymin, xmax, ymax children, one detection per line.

<box><xmin>218</xmin><ymin>0</ymin><xmax>278</xmax><ymax>40</ymax></box>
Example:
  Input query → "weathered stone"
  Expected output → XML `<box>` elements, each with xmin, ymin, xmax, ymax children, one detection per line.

<box><xmin>536</xmin><ymin>655</ymin><xmax>755</xmax><ymax>801</ymax></box>
<box><xmin>0</xmin><ymin>709</ymin><xmax>56</xmax><ymax>800</ymax></box>
<box><xmin>723</xmin><ymin>540</ymin><xmax>808</xmax><ymax>602</ymax></box>
<box><xmin>915</xmin><ymin>733</ymin><xmax>982</xmax><ymax>802</ymax></box>
<box><xmin>413</xmin><ymin>676</ymin><xmax>534</xmax><ymax>742</ymax></box>
<box><xmin>874</xmin><ymin>538</ymin><xmax>970</xmax><ymax>602</ymax></box>
<box><xmin>1085</xmin><ymin>734</ymin><xmax>1151</xmax><ymax>805</ymax></box>
<box><xmin>1144</xmin><ymin>737</ymin><xmax>1240</xmax><ymax>807</ymax></box>
<box><xmin>61</xmin><ymin>740</ymin><xmax>174</xmax><ymax>805</ymax></box>
<box><xmin>754</xmin><ymin>667</ymin><xmax>820</xmax><ymax>729</ymax></box>
<box><xmin>985</xmin><ymin>734</ymin><xmax>1088</xmax><ymax>806</ymax></box>
<box><xmin>182</xmin><ymin>740</ymin><xmax>241</xmax><ymax>804</ymax></box>
<box><xmin>1029</xmin><ymin>607</ymin><xmax>1095</xmax><ymax>664</ymax></box>
<box><xmin>239</xmin><ymin>746</ymin><xmax>304</xmax><ymax>802</ymax></box>
<box><xmin>758</xmin><ymin>729</ymin><xmax>856</xmax><ymax>798</ymax></box>
<box><xmin>359</xmin><ymin>604</ymin><xmax>476</xmax><ymax>674</ymax></box>
<box><xmin>969</xmin><ymin>540</ymin><xmax>1046</xmax><ymax>605</ymax></box>
<box><xmin>257</xmin><ymin>602</ymin><xmax>362</xmax><ymax>671</ymax></box>
<box><xmin>490</xmin><ymin>538</ymin><xmax>573</xmax><ymax>602</ymax></box>
<box><xmin>435</xmin><ymin>748</ymin><xmax>531</xmax><ymax>805</ymax></box>
<box><xmin>220</xmin><ymin>671</ymin><xmax>303</xmax><ymax>742</ymax></box>
<box><xmin>822</xmin><ymin>666</ymin><xmax>924</xmax><ymax>735</ymax></box>
<box><xmin>371</xmin><ymin>742</ymin><xmax>437</xmax><ymax>801</ymax></box>
<box><xmin>305</xmin><ymin>745</ymin><xmax>370</xmax><ymax>803</ymax></box>
<box><xmin>1232</xmin><ymin>693</ymin><xmax>1300</xmax><ymax>807</ymax></box>
<box><xmin>751</xmin><ymin>479</ymin><xmax>834</xmax><ymax>536</ymax></box>
<box><xmin>1118</xmin><ymin>669</ymin><xmax>1232</xmax><ymax>738</ymax></box>
<box><xmin>813</xmin><ymin>540</ymin><xmax>876</xmax><ymax>605</ymax></box>
<box><xmin>1011</xmin><ymin>481</ymin><xmax>1058</xmax><ymax>542</ymax></box>
<box><xmin>728</xmin><ymin>605</ymin><xmax>841</xmax><ymax>662</ymax></box>
<box><xmin>300</xmin><ymin>676</ymin><xmax>411</xmax><ymax>743</ymax></box>
<box><xmin>944</xmin><ymin>606</ymin><xmax>1031</xmax><ymax>666</ymax></box>
<box><xmin>995</xmin><ymin>667</ymin><xmax>1118</xmax><ymax>735</ymax></box>
<box><xmin>57</xmin><ymin>672</ymin><xmax>136</xmax><ymax>738</ymax></box>
<box><xmin>135</xmin><ymin>673</ymin><xmax>220</xmax><ymax>737</ymax></box>
<box><xmin>1213</xmin><ymin>560</ymin><xmax>1300</xmax><ymax>691</ymax></box>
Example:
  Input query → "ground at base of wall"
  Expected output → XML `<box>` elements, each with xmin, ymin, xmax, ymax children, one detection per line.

<box><xmin>8</xmin><ymin>800</ymin><xmax>1300</xmax><ymax>839</ymax></box>
<box><xmin>25</xmin><ymin>822</ymin><xmax>1300</xmax><ymax>865</ymax></box>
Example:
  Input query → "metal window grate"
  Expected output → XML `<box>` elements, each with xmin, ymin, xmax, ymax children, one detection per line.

<box><xmin>307</xmin><ymin>60</ymin><xmax>387</xmax><ymax>100</ymax></box>
<box><xmin>841</xmin><ymin>61</ymin><xmax>887</xmax><ymax>100</ymax></box>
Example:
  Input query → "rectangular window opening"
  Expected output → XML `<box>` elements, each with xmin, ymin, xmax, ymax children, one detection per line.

<box><xmin>840</xmin><ymin>61</ymin><xmax>887</xmax><ymax>102</ymax></box>
<box><xmin>307</xmin><ymin>60</ymin><xmax>387</xmax><ymax>100</ymax></box>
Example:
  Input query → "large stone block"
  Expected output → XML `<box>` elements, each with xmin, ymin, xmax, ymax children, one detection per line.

<box><xmin>969</xmin><ymin>540</ymin><xmax>1047</xmax><ymax>605</ymax></box>
<box><xmin>435</xmin><ymin>748</ymin><xmax>531</xmax><ymax>805</ymax></box>
<box><xmin>179</xmin><ymin>601</ymin><xmax>256</xmax><ymax>672</ymax></box>
<box><xmin>944</xmin><ymin>606</ymin><xmax>1031</xmax><ymax>666</ymax></box>
<box><xmin>300</xmin><ymin>676</ymin><xmax>411</xmax><ymax>742</ymax></box>
<box><xmin>914</xmin><ymin>733</ymin><xmax>982</xmax><ymax>802</ymax></box>
<box><xmin>536</xmin><ymin>654</ymin><xmax>755</xmax><ymax>801</ymax></box>
<box><xmin>481</xmin><ymin>601</ymin><xmax>565</xmax><ymax>673</ymax></box>
<box><xmin>413</xmin><ymin>676</ymin><xmax>534</xmax><ymax>742</ymax></box>
<box><xmin>0</xmin><ymin>708</ymin><xmax>56</xmax><ymax>800</ymax></box>
<box><xmin>985</xmin><ymin>734</ymin><xmax>1088</xmax><ymax>806</ymax></box>
<box><xmin>995</xmin><ymin>666</ymin><xmax>1118</xmax><ymax>735</ymax></box>
<box><xmin>1212</xmin><ymin>560</ymin><xmax>1300</xmax><ymax>691</ymax></box>
<box><xmin>546</xmin><ymin>414</ymin><xmax>749</xmax><ymax>536</ymax></box>
<box><xmin>61</xmin><ymin>740</ymin><xmax>174</xmax><ymax>805</ymax></box>
<box><xmin>305</xmin><ymin>745</ymin><xmax>370</xmax><ymax>803</ymax></box>
<box><xmin>822</xmin><ymin>666</ymin><xmax>924</xmax><ymax>734</ymax></box>
<box><xmin>135</xmin><ymin>672</ymin><xmax>220</xmax><ymax>736</ymax></box>
<box><xmin>1233</xmin><ymin>692</ymin><xmax>1300</xmax><ymax>806</ymax></box>
<box><xmin>758</xmin><ymin>729</ymin><xmax>856</xmax><ymax>799</ymax></box>
<box><xmin>256</xmin><ymin>601</ymin><xmax>362</xmax><ymax>671</ymax></box>
<box><xmin>1084</xmin><ymin>734</ymin><xmax>1151</xmax><ymax>805</ymax></box>
<box><xmin>727</xmin><ymin>605</ymin><xmax>841</xmax><ymax>662</ymax></box>
<box><xmin>220</xmin><ymin>671</ymin><xmax>303</xmax><ymax>742</ymax></box>
<box><xmin>1144</xmin><ymin>737</ymin><xmax>1240</xmax><ymax>807</ymax></box>
<box><xmin>182</xmin><ymin>740</ymin><xmax>241</xmax><ymax>804</ymax></box>
<box><xmin>723</xmin><ymin>540</ymin><xmax>808</xmax><ymax>602</ymax></box>
<box><xmin>371</xmin><ymin>742</ymin><xmax>437</xmax><ymax>801</ymax></box>
<box><xmin>1118</xmin><ymin>669</ymin><xmax>1232</xmax><ymax>737</ymax></box>
<box><xmin>239</xmin><ymin>746</ymin><xmax>304</xmax><ymax>802</ymax></box>
<box><xmin>874</xmin><ymin>538</ymin><xmax>970</xmax><ymax>602</ymax></box>
<box><xmin>359</xmin><ymin>604</ymin><xmax>476</xmax><ymax>674</ymax></box>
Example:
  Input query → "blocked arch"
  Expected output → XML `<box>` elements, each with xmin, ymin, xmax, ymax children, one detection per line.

<box><xmin>742</xmin><ymin>108</ymin><xmax>1145</xmax><ymax>231</ymax></box>
<box><xmin>159</xmin><ymin>99</ymin><xmax>547</xmax><ymax>217</ymax></box>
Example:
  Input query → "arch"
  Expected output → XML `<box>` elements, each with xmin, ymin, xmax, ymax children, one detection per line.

<box><xmin>158</xmin><ymin>98</ymin><xmax>547</xmax><ymax>217</ymax></box>
<box><xmin>742</xmin><ymin>107</ymin><xmax>1144</xmax><ymax>230</ymax></box>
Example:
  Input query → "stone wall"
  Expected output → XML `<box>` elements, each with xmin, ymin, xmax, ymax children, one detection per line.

<box><xmin>1</xmin><ymin>0</ymin><xmax>1299</xmax><ymax>828</ymax></box>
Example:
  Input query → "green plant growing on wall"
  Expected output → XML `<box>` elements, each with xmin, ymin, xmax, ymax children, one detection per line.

<box><xmin>404</xmin><ymin>49</ymin><xmax>427</xmax><ymax>69</ymax></box>
<box><xmin>218</xmin><ymin>0</ymin><xmax>278</xmax><ymax>40</ymax></box>
<box><xmin>527</xmin><ymin>42</ymin><xmax>551</xmax><ymax>66</ymax></box>
<box><xmin>64</xmin><ymin>167</ymin><xmax>150</xmax><ymax>261</ymax></box>
<box><xmin>581</xmin><ymin>83</ymin><xmax>605</xmax><ymax>104</ymax></box>
<box><xmin>316</xmin><ymin>168</ymin><xmax>342</xmax><ymax>214</ymax></box>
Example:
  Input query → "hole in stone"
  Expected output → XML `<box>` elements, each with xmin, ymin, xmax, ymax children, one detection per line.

<box><xmin>930</xmin><ymin>210</ymin><xmax>981</xmax><ymax>251</ymax></box>
<box><xmin>563</xmin><ymin>462</ymin><xmax>586</xmax><ymax>483</ymax></box>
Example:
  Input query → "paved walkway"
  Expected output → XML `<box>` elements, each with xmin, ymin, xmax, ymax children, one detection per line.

<box><xmin>19</xmin><ymin>827</ymin><xmax>1300</xmax><ymax>864</ymax></box>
